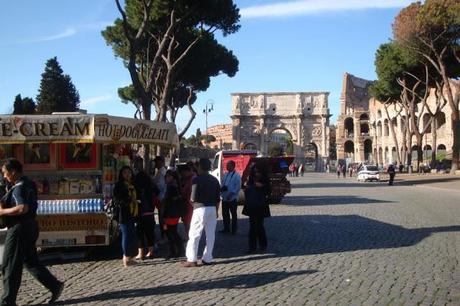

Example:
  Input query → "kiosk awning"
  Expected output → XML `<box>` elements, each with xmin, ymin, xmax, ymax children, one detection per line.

<box><xmin>0</xmin><ymin>114</ymin><xmax>179</xmax><ymax>148</ymax></box>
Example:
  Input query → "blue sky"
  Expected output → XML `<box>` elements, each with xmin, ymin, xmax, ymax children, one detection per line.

<box><xmin>0</xmin><ymin>0</ymin><xmax>413</xmax><ymax>136</ymax></box>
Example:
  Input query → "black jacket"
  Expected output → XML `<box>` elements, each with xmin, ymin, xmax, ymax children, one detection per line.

<box><xmin>163</xmin><ymin>183</ymin><xmax>186</xmax><ymax>218</ymax></box>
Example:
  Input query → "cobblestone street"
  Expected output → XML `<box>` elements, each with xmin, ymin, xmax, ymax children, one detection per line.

<box><xmin>8</xmin><ymin>173</ymin><xmax>460</xmax><ymax>305</ymax></box>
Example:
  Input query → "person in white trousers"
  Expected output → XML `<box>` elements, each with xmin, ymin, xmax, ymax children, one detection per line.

<box><xmin>182</xmin><ymin>159</ymin><xmax>221</xmax><ymax>267</ymax></box>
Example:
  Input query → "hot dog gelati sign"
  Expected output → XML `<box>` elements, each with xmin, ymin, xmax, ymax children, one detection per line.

<box><xmin>0</xmin><ymin>115</ymin><xmax>178</xmax><ymax>147</ymax></box>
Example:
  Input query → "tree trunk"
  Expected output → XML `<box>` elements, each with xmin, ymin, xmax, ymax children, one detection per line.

<box><xmin>451</xmin><ymin>113</ymin><xmax>460</xmax><ymax>172</ymax></box>
<box><xmin>431</xmin><ymin>118</ymin><xmax>437</xmax><ymax>169</ymax></box>
<box><xmin>384</xmin><ymin>104</ymin><xmax>401</xmax><ymax>165</ymax></box>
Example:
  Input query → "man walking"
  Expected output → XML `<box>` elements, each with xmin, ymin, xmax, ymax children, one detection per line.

<box><xmin>0</xmin><ymin>159</ymin><xmax>64</xmax><ymax>305</ymax></box>
<box><xmin>387</xmin><ymin>163</ymin><xmax>396</xmax><ymax>186</ymax></box>
<box><xmin>183</xmin><ymin>159</ymin><xmax>220</xmax><ymax>267</ymax></box>
<box><xmin>219</xmin><ymin>161</ymin><xmax>241</xmax><ymax>235</ymax></box>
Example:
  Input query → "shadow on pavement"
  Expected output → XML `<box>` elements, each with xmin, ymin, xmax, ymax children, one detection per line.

<box><xmin>281</xmin><ymin>195</ymin><xmax>394</xmax><ymax>206</ymax></box>
<box><xmin>41</xmin><ymin>269</ymin><xmax>317</xmax><ymax>305</ymax></box>
<box><xmin>210</xmin><ymin>215</ymin><xmax>460</xmax><ymax>260</ymax></box>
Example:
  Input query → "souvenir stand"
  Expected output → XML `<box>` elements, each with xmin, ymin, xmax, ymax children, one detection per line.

<box><xmin>0</xmin><ymin>113</ymin><xmax>178</xmax><ymax>248</ymax></box>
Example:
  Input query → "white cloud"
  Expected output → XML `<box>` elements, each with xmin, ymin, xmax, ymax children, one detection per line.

<box><xmin>9</xmin><ymin>21</ymin><xmax>111</xmax><ymax>45</ymax></box>
<box><xmin>32</xmin><ymin>28</ymin><xmax>77</xmax><ymax>42</ymax></box>
<box><xmin>81</xmin><ymin>95</ymin><xmax>112</xmax><ymax>106</ymax></box>
<box><xmin>240</xmin><ymin>0</ymin><xmax>413</xmax><ymax>18</ymax></box>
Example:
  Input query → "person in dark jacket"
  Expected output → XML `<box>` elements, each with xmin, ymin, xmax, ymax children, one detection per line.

<box><xmin>113</xmin><ymin>166</ymin><xmax>139</xmax><ymax>267</ymax></box>
<box><xmin>242</xmin><ymin>162</ymin><xmax>271</xmax><ymax>254</ymax></box>
<box><xmin>387</xmin><ymin>163</ymin><xmax>396</xmax><ymax>186</ymax></box>
<box><xmin>0</xmin><ymin>158</ymin><xmax>64</xmax><ymax>305</ymax></box>
<box><xmin>162</xmin><ymin>170</ymin><xmax>185</xmax><ymax>260</ymax></box>
<box><xmin>134</xmin><ymin>171</ymin><xmax>156</xmax><ymax>260</ymax></box>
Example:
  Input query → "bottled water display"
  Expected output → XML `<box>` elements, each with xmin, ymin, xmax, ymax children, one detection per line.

<box><xmin>37</xmin><ymin>198</ymin><xmax>104</xmax><ymax>215</ymax></box>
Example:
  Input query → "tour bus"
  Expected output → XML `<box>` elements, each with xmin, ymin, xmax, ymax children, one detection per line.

<box><xmin>0</xmin><ymin>113</ymin><xmax>178</xmax><ymax>248</ymax></box>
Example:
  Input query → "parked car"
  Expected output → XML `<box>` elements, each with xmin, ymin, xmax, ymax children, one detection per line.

<box><xmin>357</xmin><ymin>165</ymin><xmax>380</xmax><ymax>182</ymax></box>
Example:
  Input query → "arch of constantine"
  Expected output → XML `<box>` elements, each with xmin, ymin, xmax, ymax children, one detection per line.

<box><xmin>231</xmin><ymin>92</ymin><xmax>331</xmax><ymax>170</ymax></box>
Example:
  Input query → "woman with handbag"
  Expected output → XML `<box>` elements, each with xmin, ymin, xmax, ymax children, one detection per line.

<box><xmin>113</xmin><ymin>166</ymin><xmax>139</xmax><ymax>267</ymax></box>
<box><xmin>162</xmin><ymin>170</ymin><xmax>186</xmax><ymax>260</ymax></box>
<box><xmin>242</xmin><ymin>163</ymin><xmax>271</xmax><ymax>254</ymax></box>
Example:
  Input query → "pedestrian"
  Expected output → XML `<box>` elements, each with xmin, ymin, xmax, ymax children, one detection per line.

<box><xmin>337</xmin><ymin>164</ymin><xmax>341</xmax><ymax>178</ymax></box>
<box><xmin>242</xmin><ymin>162</ymin><xmax>271</xmax><ymax>254</ymax></box>
<box><xmin>289</xmin><ymin>163</ymin><xmax>295</xmax><ymax>177</ymax></box>
<box><xmin>153</xmin><ymin>156</ymin><xmax>167</xmax><ymax>244</ymax></box>
<box><xmin>387</xmin><ymin>163</ymin><xmax>396</xmax><ymax>186</ymax></box>
<box><xmin>178</xmin><ymin>164</ymin><xmax>195</xmax><ymax>240</ymax></box>
<box><xmin>113</xmin><ymin>165</ymin><xmax>139</xmax><ymax>267</ymax></box>
<box><xmin>342</xmin><ymin>164</ymin><xmax>346</xmax><ymax>178</ymax></box>
<box><xmin>182</xmin><ymin>158</ymin><xmax>220</xmax><ymax>267</ymax></box>
<box><xmin>299</xmin><ymin>163</ymin><xmax>304</xmax><ymax>177</ymax></box>
<box><xmin>134</xmin><ymin>171</ymin><xmax>156</xmax><ymax>260</ymax></box>
<box><xmin>0</xmin><ymin>158</ymin><xmax>64</xmax><ymax>305</ymax></box>
<box><xmin>163</xmin><ymin>170</ymin><xmax>186</xmax><ymax>260</ymax></box>
<box><xmin>219</xmin><ymin>160</ymin><xmax>241</xmax><ymax>235</ymax></box>
<box><xmin>348</xmin><ymin>164</ymin><xmax>353</xmax><ymax>178</ymax></box>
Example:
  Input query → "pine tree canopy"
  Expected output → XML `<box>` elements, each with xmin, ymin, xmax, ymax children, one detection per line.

<box><xmin>36</xmin><ymin>57</ymin><xmax>80</xmax><ymax>114</ymax></box>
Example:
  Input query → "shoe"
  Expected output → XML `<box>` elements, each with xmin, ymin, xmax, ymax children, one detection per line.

<box><xmin>145</xmin><ymin>253</ymin><xmax>154</xmax><ymax>259</ymax></box>
<box><xmin>181</xmin><ymin>261</ymin><xmax>197</xmax><ymax>267</ymax></box>
<box><xmin>48</xmin><ymin>281</ymin><xmax>64</xmax><ymax>304</ymax></box>
<box><xmin>201</xmin><ymin>260</ymin><xmax>212</xmax><ymax>266</ymax></box>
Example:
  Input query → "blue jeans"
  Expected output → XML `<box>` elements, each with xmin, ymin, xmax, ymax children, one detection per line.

<box><xmin>119</xmin><ymin>222</ymin><xmax>137</xmax><ymax>257</ymax></box>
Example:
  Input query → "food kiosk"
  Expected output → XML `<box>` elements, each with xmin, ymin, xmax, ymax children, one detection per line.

<box><xmin>0</xmin><ymin>113</ymin><xmax>178</xmax><ymax>248</ymax></box>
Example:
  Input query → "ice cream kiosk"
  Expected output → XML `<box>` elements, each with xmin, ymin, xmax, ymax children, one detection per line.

<box><xmin>0</xmin><ymin>113</ymin><xmax>178</xmax><ymax>248</ymax></box>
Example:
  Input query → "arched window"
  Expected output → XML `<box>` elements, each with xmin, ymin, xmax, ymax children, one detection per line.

<box><xmin>422</xmin><ymin>113</ymin><xmax>431</xmax><ymax>133</ymax></box>
<box><xmin>360</xmin><ymin>123</ymin><xmax>369</xmax><ymax>135</ymax></box>
<box><xmin>344</xmin><ymin>141</ymin><xmax>355</xmax><ymax>159</ymax></box>
<box><xmin>377</xmin><ymin>110</ymin><xmax>382</xmax><ymax>118</ymax></box>
<box><xmin>437</xmin><ymin>112</ymin><xmax>446</xmax><ymax>128</ymax></box>
<box><xmin>364</xmin><ymin>139</ymin><xmax>373</xmax><ymax>162</ymax></box>
<box><xmin>377</xmin><ymin>121</ymin><xmax>382</xmax><ymax>137</ymax></box>
<box><xmin>344</xmin><ymin>117</ymin><xmax>354</xmax><ymax>138</ymax></box>
<box><xmin>384</xmin><ymin>119</ymin><xmax>389</xmax><ymax>136</ymax></box>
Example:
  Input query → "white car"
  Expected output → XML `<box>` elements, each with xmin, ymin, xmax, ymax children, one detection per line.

<box><xmin>357</xmin><ymin>165</ymin><xmax>380</xmax><ymax>182</ymax></box>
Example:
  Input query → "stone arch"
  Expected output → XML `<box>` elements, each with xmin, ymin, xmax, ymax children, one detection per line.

<box><xmin>360</xmin><ymin>122</ymin><xmax>369</xmax><ymax>135</ymax></box>
<box><xmin>344</xmin><ymin>140</ymin><xmax>354</xmax><ymax>160</ymax></box>
<box><xmin>304</xmin><ymin>142</ymin><xmax>319</xmax><ymax>172</ymax></box>
<box><xmin>423</xmin><ymin>144</ymin><xmax>432</xmax><ymax>160</ymax></box>
<box><xmin>437</xmin><ymin>144</ymin><xmax>446</xmax><ymax>151</ymax></box>
<box><xmin>384</xmin><ymin>147</ymin><xmax>389</xmax><ymax>164</ymax></box>
<box><xmin>243</xmin><ymin>143</ymin><xmax>257</xmax><ymax>150</ymax></box>
<box><xmin>269</xmin><ymin>127</ymin><xmax>294</xmax><ymax>155</ymax></box>
<box><xmin>344</xmin><ymin>117</ymin><xmax>354</xmax><ymax>138</ymax></box>
<box><xmin>391</xmin><ymin>147</ymin><xmax>397</xmax><ymax>163</ymax></box>
<box><xmin>360</xmin><ymin>113</ymin><xmax>369</xmax><ymax>121</ymax></box>
<box><xmin>364</xmin><ymin>139</ymin><xmax>373</xmax><ymax>162</ymax></box>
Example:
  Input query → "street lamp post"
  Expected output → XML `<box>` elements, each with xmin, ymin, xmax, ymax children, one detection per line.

<box><xmin>203</xmin><ymin>99</ymin><xmax>214</xmax><ymax>145</ymax></box>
